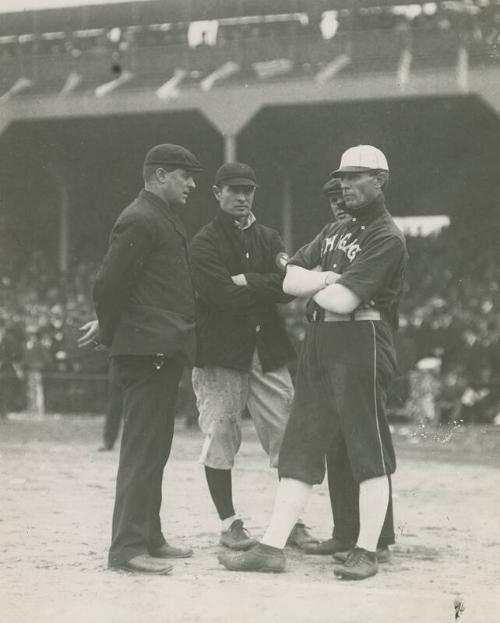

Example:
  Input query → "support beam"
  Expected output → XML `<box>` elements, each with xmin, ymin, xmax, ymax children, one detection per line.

<box><xmin>46</xmin><ymin>159</ymin><xmax>73</xmax><ymax>276</ymax></box>
<box><xmin>223</xmin><ymin>134</ymin><xmax>237</xmax><ymax>162</ymax></box>
<box><xmin>457</xmin><ymin>47</ymin><xmax>469</xmax><ymax>93</ymax></box>
<box><xmin>0</xmin><ymin>108</ymin><xmax>11</xmax><ymax>135</ymax></box>
<box><xmin>58</xmin><ymin>181</ymin><xmax>70</xmax><ymax>275</ymax></box>
<box><xmin>281</xmin><ymin>173</ymin><xmax>293</xmax><ymax>253</ymax></box>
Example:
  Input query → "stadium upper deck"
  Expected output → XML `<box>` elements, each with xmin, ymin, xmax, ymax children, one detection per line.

<box><xmin>0</xmin><ymin>0</ymin><xmax>498</xmax><ymax>98</ymax></box>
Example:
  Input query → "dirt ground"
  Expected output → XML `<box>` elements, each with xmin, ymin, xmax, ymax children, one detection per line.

<box><xmin>1</xmin><ymin>415</ymin><xmax>500</xmax><ymax>623</ymax></box>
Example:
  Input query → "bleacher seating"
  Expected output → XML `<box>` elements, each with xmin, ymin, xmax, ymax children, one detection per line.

<box><xmin>0</xmin><ymin>0</ymin><xmax>499</xmax><ymax>98</ymax></box>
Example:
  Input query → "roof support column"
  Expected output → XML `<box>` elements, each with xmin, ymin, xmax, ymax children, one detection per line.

<box><xmin>200</xmin><ymin>97</ymin><xmax>262</xmax><ymax>163</ymax></box>
<box><xmin>224</xmin><ymin>133</ymin><xmax>237</xmax><ymax>162</ymax></box>
<box><xmin>45</xmin><ymin>162</ymin><xmax>72</xmax><ymax>275</ymax></box>
<box><xmin>281</xmin><ymin>172</ymin><xmax>293</xmax><ymax>253</ymax></box>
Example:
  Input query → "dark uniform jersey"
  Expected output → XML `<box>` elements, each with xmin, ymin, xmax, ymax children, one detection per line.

<box><xmin>288</xmin><ymin>196</ymin><xmax>407</xmax><ymax>330</ymax></box>
<box><xmin>278</xmin><ymin>195</ymin><xmax>408</xmax><ymax>486</ymax></box>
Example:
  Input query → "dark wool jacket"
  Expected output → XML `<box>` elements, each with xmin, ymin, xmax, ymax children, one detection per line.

<box><xmin>93</xmin><ymin>189</ymin><xmax>196</xmax><ymax>363</ymax></box>
<box><xmin>189</xmin><ymin>209</ymin><xmax>295</xmax><ymax>372</ymax></box>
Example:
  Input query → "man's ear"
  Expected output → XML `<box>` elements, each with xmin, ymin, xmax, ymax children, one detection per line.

<box><xmin>375</xmin><ymin>171</ymin><xmax>389</xmax><ymax>189</ymax></box>
<box><xmin>212</xmin><ymin>185</ymin><xmax>221</xmax><ymax>200</ymax></box>
<box><xmin>155</xmin><ymin>167</ymin><xmax>169</xmax><ymax>183</ymax></box>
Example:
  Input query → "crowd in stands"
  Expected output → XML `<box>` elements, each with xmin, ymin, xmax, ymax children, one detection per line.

<box><xmin>0</xmin><ymin>0</ymin><xmax>498</xmax><ymax>93</ymax></box>
<box><xmin>0</xmin><ymin>251</ymin><xmax>108</xmax><ymax>414</ymax></box>
<box><xmin>1</xmin><ymin>227</ymin><xmax>500</xmax><ymax>422</ymax></box>
<box><xmin>0</xmin><ymin>229</ymin><xmax>500</xmax><ymax>422</ymax></box>
<box><xmin>399</xmin><ymin>229</ymin><xmax>500</xmax><ymax>424</ymax></box>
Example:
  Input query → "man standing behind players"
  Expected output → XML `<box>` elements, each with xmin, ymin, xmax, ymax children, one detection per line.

<box><xmin>190</xmin><ymin>162</ymin><xmax>316</xmax><ymax>551</ymax></box>
<box><xmin>93</xmin><ymin>144</ymin><xmax>202</xmax><ymax>575</ymax></box>
<box><xmin>218</xmin><ymin>146</ymin><xmax>407</xmax><ymax>580</ymax></box>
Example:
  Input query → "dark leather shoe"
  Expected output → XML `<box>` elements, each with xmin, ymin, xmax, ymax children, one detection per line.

<box><xmin>150</xmin><ymin>542</ymin><xmax>193</xmax><ymax>559</ymax></box>
<box><xmin>218</xmin><ymin>543</ymin><xmax>286</xmax><ymax>573</ymax></box>
<box><xmin>302</xmin><ymin>537</ymin><xmax>354</xmax><ymax>555</ymax></box>
<box><xmin>219</xmin><ymin>519</ymin><xmax>256</xmax><ymax>551</ymax></box>
<box><xmin>334</xmin><ymin>547</ymin><xmax>378</xmax><ymax>580</ymax></box>
<box><xmin>119</xmin><ymin>554</ymin><xmax>173</xmax><ymax>575</ymax></box>
<box><xmin>286</xmin><ymin>522</ymin><xmax>319</xmax><ymax>550</ymax></box>
<box><xmin>333</xmin><ymin>546</ymin><xmax>391</xmax><ymax>564</ymax></box>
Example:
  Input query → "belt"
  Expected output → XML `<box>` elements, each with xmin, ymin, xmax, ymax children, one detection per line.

<box><xmin>315</xmin><ymin>309</ymin><xmax>381</xmax><ymax>322</ymax></box>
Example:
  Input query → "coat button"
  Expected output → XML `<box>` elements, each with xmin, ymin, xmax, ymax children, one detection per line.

<box><xmin>256</xmin><ymin>325</ymin><xmax>261</xmax><ymax>332</ymax></box>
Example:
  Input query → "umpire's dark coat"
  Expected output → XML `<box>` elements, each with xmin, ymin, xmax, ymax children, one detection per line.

<box><xmin>94</xmin><ymin>188</ymin><xmax>196</xmax><ymax>363</ymax></box>
<box><xmin>94</xmin><ymin>188</ymin><xmax>196</xmax><ymax>568</ymax></box>
<box><xmin>189</xmin><ymin>209</ymin><xmax>295</xmax><ymax>373</ymax></box>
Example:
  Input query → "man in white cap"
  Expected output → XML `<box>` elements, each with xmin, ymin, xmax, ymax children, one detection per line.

<box><xmin>218</xmin><ymin>146</ymin><xmax>408</xmax><ymax>580</ymax></box>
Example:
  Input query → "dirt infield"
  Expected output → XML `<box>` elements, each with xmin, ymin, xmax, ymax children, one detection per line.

<box><xmin>1</xmin><ymin>415</ymin><xmax>500</xmax><ymax>623</ymax></box>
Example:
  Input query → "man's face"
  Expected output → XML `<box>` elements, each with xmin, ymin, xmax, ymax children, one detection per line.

<box><xmin>214</xmin><ymin>184</ymin><xmax>255</xmax><ymax>218</ymax></box>
<box><xmin>161</xmin><ymin>168</ymin><xmax>196</xmax><ymax>206</ymax></box>
<box><xmin>329</xmin><ymin>196</ymin><xmax>349</xmax><ymax>223</ymax></box>
<box><xmin>340</xmin><ymin>171</ymin><xmax>381</xmax><ymax>210</ymax></box>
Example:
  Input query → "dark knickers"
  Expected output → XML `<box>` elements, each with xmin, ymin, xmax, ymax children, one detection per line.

<box><xmin>278</xmin><ymin>321</ymin><xmax>396</xmax><ymax>485</ymax></box>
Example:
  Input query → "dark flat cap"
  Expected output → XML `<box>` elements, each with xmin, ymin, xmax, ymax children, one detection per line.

<box><xmin>323</xmin><ymin>177</ymin><xmax>342</xmax><ymax>197</ymax></box>
<box><xmin>215</xmin><ymin>162</ymin><xmax>258</xmax><ymax>187</ymax></box>
<box><xmin>144</xmin><ymin>144</ymin><xmax>203</xmax><ymax>172</ymax></box>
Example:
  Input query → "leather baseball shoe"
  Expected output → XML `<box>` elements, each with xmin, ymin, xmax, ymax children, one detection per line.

<box><xmin>150</xmin><ymin>542</ymin><xmax>193</xmax><ymax>559</ymax></box>
<box><xmin>118</xmin><ymin>554</ymin><xmax>173</xmax><ymax>575</ymax></box>
<box><xmin>333</xmin><ymin>547</ymin><xmax>378</xmax><ymax>580</ymax></box>
<box><xmin>218</xmin><ymin>543</ymin><xmax>286</xmax><ymax>573</ymax></box>
<box><xmin>302</xmin><ymin>536</ymin><xmax>354</xmax><ymax>555</ymax></box>
<box><xmin>333</xmin><ymin>546</ymin><xmax>391</xmax><ymax>564</ymax></box>
<box><xmin>219</xmin><ymin>519</ymin><xmax>257</xmax><ymax>551</ymax></box>
<box><xmin>286</xmin><ymin>522</ymin><xmax>319</xmax><ymax>550</ymax></box>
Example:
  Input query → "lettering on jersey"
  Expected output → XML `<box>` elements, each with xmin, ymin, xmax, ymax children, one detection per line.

<box><xmin>321</xmin><ymin>232</ymin><xmax>362</xmax><ymax>262</ymax></box>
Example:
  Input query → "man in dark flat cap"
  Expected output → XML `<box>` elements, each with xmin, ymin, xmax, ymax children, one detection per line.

<box><xmin>322</xmin><ymin>176</ymin><xmax>349</xmax><ymax>224</ymax></box>
<box><xmin>81</xmin><ymin>144</ymin><xmax>203</xmax><ymax>575</ymax></box>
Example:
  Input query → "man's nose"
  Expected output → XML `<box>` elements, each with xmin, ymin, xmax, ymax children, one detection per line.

<box><xmin>187</xmin><ymin>177</ymin><xmax>195</xmax><ymax>189</ymax></box>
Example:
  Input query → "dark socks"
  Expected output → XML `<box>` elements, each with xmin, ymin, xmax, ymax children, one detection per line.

<box><xmin>204</xmin><ymin>466</ymin><xmax>235</xmax><ymax>521</ymax></box>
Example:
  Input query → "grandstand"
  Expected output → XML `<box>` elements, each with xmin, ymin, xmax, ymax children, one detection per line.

<box><xmin>1</xmin><ymin>0</ymin><xmax>500</xmax><ymax>416</ymax></box>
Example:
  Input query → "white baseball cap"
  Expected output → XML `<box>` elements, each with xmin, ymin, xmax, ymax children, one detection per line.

<box><xmin>330</xmin><ymin>145</ymin><xmax>389</xmax><ymax>177</ymax></box>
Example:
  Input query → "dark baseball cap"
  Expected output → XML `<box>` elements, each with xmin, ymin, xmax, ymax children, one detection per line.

<box><xmin>214</xmin><ymin>162</ymin><xmax>258</xmax><ymax>187</ymax></box>
<box><xmin>143</xmin><ymin>144</ymin><xmax>203</xmax><ymax>172</ymax></box>
<box><xmin>323</xmin><ymin>177</ymin><xmax>343</xmax><ymax>197</ymax></box>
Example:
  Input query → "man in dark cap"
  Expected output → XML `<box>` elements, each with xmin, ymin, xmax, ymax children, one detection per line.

<box><xmin>80</xmin><ymin>144</ymin><xmax>202</xmax><ymax>575</ymax></box>
<box><xmin>322</xmin><ymin>176</ymin><xmax>349</xmax><ymax>224</ymax></box>
<box><xmin>189</xmin><ymin>162</ymin><xmax>317</xmax><ymax>552</ymax></box>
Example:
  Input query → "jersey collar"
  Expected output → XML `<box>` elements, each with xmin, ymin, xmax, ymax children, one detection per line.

<box><xmin>344</xmin><ymin>194</ymin><xmax>387</xmax><ymax>226</ymax></box>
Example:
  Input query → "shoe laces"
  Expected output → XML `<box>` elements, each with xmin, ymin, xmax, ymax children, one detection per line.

<box><xmin>344</xmin><ymin>547</ymin><xmax>372</xmax><ymax>567</ymax></box>
<box><xmin>231</xmin><ymin>519</ymin><xmax>251</xmax><ymax>538</ymax></box>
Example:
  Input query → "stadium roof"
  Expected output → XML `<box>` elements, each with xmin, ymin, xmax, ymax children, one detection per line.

<box><xmin>0</xmin><ymin>0</ymin><xmax>146</xmax><ymax>12</ymax></box>
<box><xmin>0</xmin><ymin>0</ymin><xmax>497</xmax><ymax>38</ymax></box>
<box><xmin>1</xmin><ymin>0</ymin><xmax>488</xmax><ymax>17</ymax></box>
